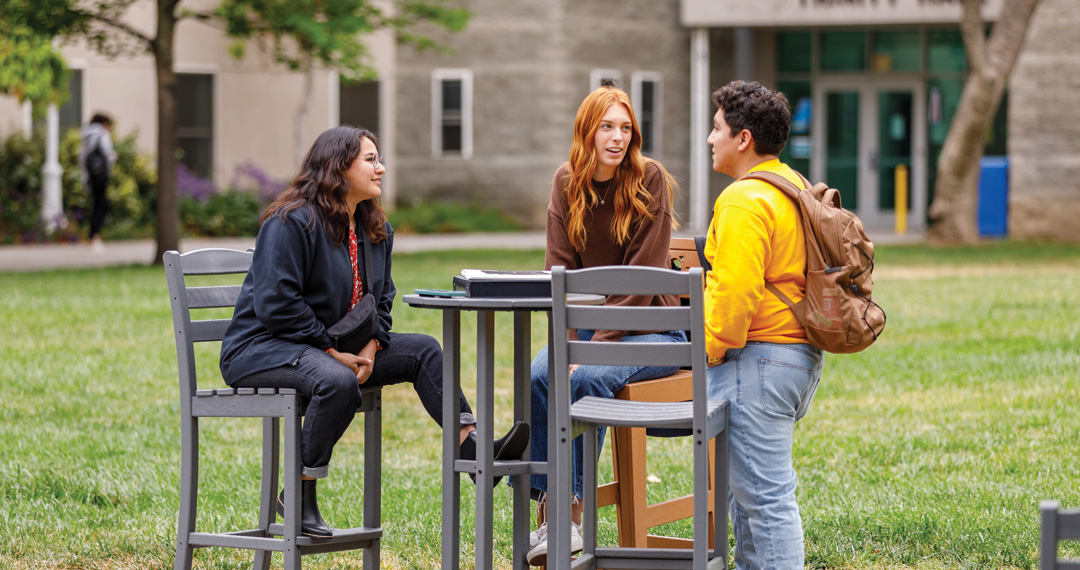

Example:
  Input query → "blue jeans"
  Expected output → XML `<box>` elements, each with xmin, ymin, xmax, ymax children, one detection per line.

<box><xmin>707</xmin><ymin>341</ymin><xmax>824</xmax><ymax>570</ymax></box>
<box><xmin>528</xmin><ymin>329</ymin><xmax>688</xmax><ymax>499</ymax></box>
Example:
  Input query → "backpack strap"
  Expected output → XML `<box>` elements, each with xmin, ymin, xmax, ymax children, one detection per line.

<box><xmin>743</xmin><ymin>170</ymin><xmax>805</xmax><ymax>198</ymax></box>
<box><xmin>742</xmin><ymin>170</ymin><xmax>812</xmax><ymax>324</ymax></box>
<box><xmin>360</xmin><ymin>225</ymin><xmax>377</xmax><ymax>301</ymax></box>
<box><xmin>694</xmin><ymin>235</ymin><xmax>712</xmax><ymax>272</ymax></box>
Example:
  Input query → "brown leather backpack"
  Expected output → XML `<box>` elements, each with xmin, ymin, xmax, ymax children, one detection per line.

<box><xmin>743</xmin><ymin>170</ymin><xmax>886</xmax><ymax>354</ymax></box>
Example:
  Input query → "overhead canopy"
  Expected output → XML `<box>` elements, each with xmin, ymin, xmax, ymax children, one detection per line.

<box><xmin>681</xmin><ymin>0</ymin><xmax>1003</xmax><ymax>28</ymax></box>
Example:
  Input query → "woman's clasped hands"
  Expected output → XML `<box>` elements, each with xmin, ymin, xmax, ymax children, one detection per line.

<box><xmin>326</xmin><ymin>344</ymin><xmax>376</xmax><ymax>384</ymax></box>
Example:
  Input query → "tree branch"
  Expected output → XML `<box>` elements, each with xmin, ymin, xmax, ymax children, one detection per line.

<box><xmin>178</xmin><ymin>9</ymin><xmax>217</xmax><ymax>22</ymax></box>
<box><xmin>985</xmin><ymin>0</ymin><xmax>1040</xmax><ymax>87</ymax></box>
<box><xmin>80</xmin><ymin>10</ymin><xmax>155</xmax><ymax>50</ymax></box>
<box><xmin>960</xmin><ymin>0</ymin><xmax>988</xmax><ymax>76</ymax></box>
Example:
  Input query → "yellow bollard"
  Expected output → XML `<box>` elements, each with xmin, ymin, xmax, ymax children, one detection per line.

<box><xmin>895</xmin><ymin>164</ymin><xmax>908</xmax><ymax>235</ymax></box>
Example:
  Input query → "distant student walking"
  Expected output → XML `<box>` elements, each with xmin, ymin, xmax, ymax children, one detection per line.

<box><xmin>79</xmin><ymin>113</ymin><xmax>116</xmax><ymax>253</ymax></box>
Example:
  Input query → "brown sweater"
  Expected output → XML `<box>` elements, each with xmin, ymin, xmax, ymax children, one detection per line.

<box><xmin>545</xmin><ymin>161</ymin><xmax>677</xmax><ymax>342</ymax></box>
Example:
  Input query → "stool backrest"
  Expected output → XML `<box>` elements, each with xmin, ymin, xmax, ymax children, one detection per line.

<box><xmin>550</xmin><ymin>265</ymin><xmax>708</xmax><ymax>420</ymax></box>
<box><xmin>163</xmin><ymin>248</ymin><xmax>254</xmax><ymax>406</ymax></box>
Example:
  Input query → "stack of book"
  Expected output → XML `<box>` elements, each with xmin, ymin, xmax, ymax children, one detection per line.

<box><xmin>452</xmin><ymin>269</ymin><xmax>551</xmax><ymax>298</ymax></box>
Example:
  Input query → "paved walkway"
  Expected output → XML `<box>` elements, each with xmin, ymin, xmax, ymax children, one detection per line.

<box><xmin>0</xmin><ymin>230</ymin><xmax>922</xmax><ymax>273</ymax></box>
<box><xmin>0</xmin><ymin>232</ymin><xmax>547</xmax><ymax>273</ymax></box>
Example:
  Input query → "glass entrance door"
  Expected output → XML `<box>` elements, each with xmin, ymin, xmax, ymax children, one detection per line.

<box><xmin>813</xmin><ymin>80</ymin><xmax>926</xmax><ymax>232</ymax></box>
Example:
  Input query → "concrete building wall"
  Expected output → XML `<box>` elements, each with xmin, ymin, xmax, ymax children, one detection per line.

<box><xmin>394</xmin><ymin>0</ymin><xmax>689</xmax><ymax>228</ymax></box>
<box><xmin>1007</xmin><ymin>0</ymin><xmax>1080</xmax><ymax>241</ymax></box>
<box><xmin>0</xmin><ymin>0</ymin><xmax>347</xmax><ymax>185</ymax></box>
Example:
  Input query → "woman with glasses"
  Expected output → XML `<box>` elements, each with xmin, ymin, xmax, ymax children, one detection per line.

<box><xmin>220</xmin><ymin>126</ymin><xmax>528</xmax><ymax>538</ymax></box>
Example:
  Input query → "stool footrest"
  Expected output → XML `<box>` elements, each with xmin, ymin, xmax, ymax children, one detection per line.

<box><xmin>592</xmin><ymin>546</ymin><xmax>724</xmax><ymax>569</ymax></box>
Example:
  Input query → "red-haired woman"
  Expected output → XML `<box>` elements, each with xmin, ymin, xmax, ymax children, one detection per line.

<box><xmin>525</xmin><ymin>86</ymin><xmax>685</xmax><ymax>565</ymax></box>
<box><xmin>220</xmin><ymin>126</ymin><xmax>528</xmax><ymax>539</ymax></box>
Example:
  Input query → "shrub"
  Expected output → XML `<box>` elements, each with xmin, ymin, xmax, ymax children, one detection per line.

<box><xmin>0</xmin><ymin>127</ymin><xmax>156</xmax><ymax>244</ymax></box>
<box><xmin>178</xmin><ymin>162</ymin><xmax>281</xmax><ymax>237</ymax></box>
<box><xmin>0</xmin><ymin>128</ymin><xmax>286</xmax><ymax>242</ymax></box>
<box><xmin>388</xmin><ymin>200</ymin><xmax>523</xmax><ymax>234</ymax></box>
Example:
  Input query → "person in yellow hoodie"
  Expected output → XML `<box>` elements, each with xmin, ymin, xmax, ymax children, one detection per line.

<box><xmin>703</xmin><ymin>80</ymin><xmax>825</xmax><ymax>570</ymax></box>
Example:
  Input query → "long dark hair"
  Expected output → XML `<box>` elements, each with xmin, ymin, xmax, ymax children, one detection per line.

<box><xmin>261</xmin><ymin>126</ymin><xmax>388</xmax><ymax>243</ymax></box>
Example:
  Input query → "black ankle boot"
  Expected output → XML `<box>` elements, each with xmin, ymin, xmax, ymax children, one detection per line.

<box><xmin>460</xmin><ymin>421</ymin><xmax>530</xmax><ymax>486</ymax></box>
<box><xmin>276</xmin><ymin>479</ymin><xmax>333</xmax><ymax>538</ymax></box>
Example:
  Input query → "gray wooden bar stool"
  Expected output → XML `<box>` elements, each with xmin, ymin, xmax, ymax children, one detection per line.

<box><xmin>546</xmin><ymin>265</ymin><xmax>729</xmax><ymax>570</ymax></box>
<box><xmin>164</xmin><ymin>248</ymin><xmax>382</xmax><ymax>570</ymax></box>
<box><xmin>1041</xmin><ymin>500</ymin><xmax>1080</xmax><ymax>570</ymax></box>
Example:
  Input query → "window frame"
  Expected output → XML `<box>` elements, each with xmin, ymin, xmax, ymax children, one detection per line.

<box><xmin>431</xmin><ymin>68</ymin><xmax>473</xmax><ymax>159</ymax></box>
<box><xmin>174</xmin><ymin>67</ymin><xmax>218</xmax><ymax>180</ymax></box>
<box><xmin>631</xmin><ymin>71</ymin><xmax>663</xmax><ymax>158</ymax></box>
<box><xmin>590</xmin><ymin>69</ymin><xmax>624</xmax><ymax>90</ymax></box>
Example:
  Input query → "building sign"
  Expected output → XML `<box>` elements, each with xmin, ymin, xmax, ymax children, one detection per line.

<box><xmin>681</xmin><ymin>0</ymin><xmax>1002</xmax><ymax>27</ymax></box>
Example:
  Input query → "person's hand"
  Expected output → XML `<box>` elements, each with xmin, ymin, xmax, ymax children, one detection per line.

<box><xmin>354</xmin><ymin>339</ymin><xmax>379</xmax><ymax>385</ymax></box>
<box><xmin>569</xmin><ymin>364</ymin><xmax>581</xmax><ymax>376</ymax></box>
<box><xmin>326</xmin><ymin>347</ymin><xmax>374</xmax><ymax>382</ymax></box>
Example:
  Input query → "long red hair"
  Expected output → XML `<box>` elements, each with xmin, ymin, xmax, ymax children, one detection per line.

<box><xmin>563</xmin><ymin>86</ymin><xmax>677</xmax><ymax>252</ymax></box>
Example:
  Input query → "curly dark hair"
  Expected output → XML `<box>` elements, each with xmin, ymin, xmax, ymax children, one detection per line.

<box><xmin>711</xmin><ymin>80</ymin><xmax>791</xmax><ymax>156</ymax></box>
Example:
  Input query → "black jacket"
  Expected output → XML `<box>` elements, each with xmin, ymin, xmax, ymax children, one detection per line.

<box><xmin>220</xmin><ymin>206</ymin><xmax>395</xmax><ymax>384</ymax></box>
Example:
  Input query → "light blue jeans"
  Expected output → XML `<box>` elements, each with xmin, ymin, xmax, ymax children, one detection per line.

<box><xmin>528</xmin><ymin>329</ymin><xmax>688</xmax><ymax>499</ymax></box>
<box><xmin>707</xmin><ymin>341</ymin><xmax>824</xmax><ymax>570</ymax></box>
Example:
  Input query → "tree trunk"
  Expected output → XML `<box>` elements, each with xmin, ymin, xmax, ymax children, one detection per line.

<box><xmin>927</xmin><ymin>0</ymin><xmax>1040</xmax><ymax>244</ymax></box>
<box><xmin>295</xmin><ymin>61</ymin><xmax>314</xmax><ymax>166</ymax></box>
<box><xmin>153</xmin><ymin>0</ymin><xmax>180</xmax><ymax>263</ymax></box>
<box><xmin>927</xmin><ymin>71</ymin><xmax>996</xmax><ymax>243</ymax></box>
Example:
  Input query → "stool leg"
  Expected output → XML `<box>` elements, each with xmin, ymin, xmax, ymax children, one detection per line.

<box><xmin>610</xmin><ymin>425</ymin><xmax>632</xmax><ymax>548</ymax></box>
<box><xmin>627</xmin><ymin>426</ymin><xmax>649</xmax><ymax>547</ymax></box>
<box><xmin>713</xmin><ymin>426</ymin><xmax>729</xmax><ymax>567</ymax></box>
<box><xmin>283</xmin><ymin>396</ymin><xmax>302</xmax><ymax>570</ymax></box>
<box><xmin>253</xmin><ymin>417</ymin><xmax>279</xmax><ymax>570</ymax></box>
<box><xmin>364</xmin><ymin>390</ymin><xmax>382</xmax><ymax>570</ymax></box>
<box><xmin>583</xmin><ymin>425</ymin><xmax>598</xmax><ymax>556</ymax></box>
<box><xmin>174</xmin><ymin>416</ymin><xmax>198</xmax><ymax>570</ymax></box>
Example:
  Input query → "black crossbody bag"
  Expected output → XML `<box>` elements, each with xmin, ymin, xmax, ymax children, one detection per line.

<box><xmin>326</xmin><ymin>228</ymin><xmax>381</xmax><ymax>354</ymax></box>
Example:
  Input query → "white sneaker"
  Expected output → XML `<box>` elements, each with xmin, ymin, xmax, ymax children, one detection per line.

<box><xmin>526</xmin><ymin>521</ymin><xmax>583</xmax><ymax>567</ymax></box>
<box><xmin>529</xmin><ymin>521</ymin><xmax>547</xmax><ymax>549</ymax></box>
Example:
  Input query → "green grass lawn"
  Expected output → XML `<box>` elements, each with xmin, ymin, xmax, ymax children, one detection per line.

<box><xmin>1</xmin><ymin>241</ymin><xmax>1078</xmax><ymax>569</ymax></box>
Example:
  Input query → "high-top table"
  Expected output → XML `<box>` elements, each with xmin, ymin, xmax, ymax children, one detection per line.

<box><xmin>402</xmin><ymin>293</ymin><xmax>603</xmax><ymax>570</ymax></box>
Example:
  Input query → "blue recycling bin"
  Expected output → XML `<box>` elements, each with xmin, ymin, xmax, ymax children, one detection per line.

<box><xmin>977</xmin><ymin>156</ymin><xmax>1009</xmax><ymax>237</ymax></box>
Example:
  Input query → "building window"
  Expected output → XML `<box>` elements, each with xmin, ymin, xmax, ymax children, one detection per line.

<box><xmin>820</xmin><ymin>31</ymin><xmax>866</xmax><ymax>72</ymax></box>
<box><xmin>31</xmin><ymin>68</ymin><xmax>83</xmax><ymax>134</ymax></box>
<box><xmin>777</xmin><ymin>32</ymin><xmax>812</xmax><ymax>74</ymax></box>
<box><xmin>339</xmin><ymin>79</ymin><xmax>380</xmax><ymax>133</ymax></box>
<box><xmin>59</xmin><ymin>69</ymin><xmax>83</xmax><ymax>133</ymax></box>
<box><xmin>432</xmin><ymin>69</ymin><xmax>473</xmax><ymax>159</ymax></box>
<box><xmin>631</xmin><ymin>72</ymin><xmax>662</xmax><ymax>158</ymax></box>
<box><xmin>177</xmin><ymin>73</ymin><xmax>214</xmax><ymax>179</ymax></box>
<box><xmin>590</xmin><ymin>69</ymin><xmax>623</xmax><ymax>90</ymax></box>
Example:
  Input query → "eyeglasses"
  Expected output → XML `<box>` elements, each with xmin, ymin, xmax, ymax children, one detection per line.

<box><xmin>362</xmin><ymin>154</ymin><xmax>386</xmax><ymax>168</ymax></box>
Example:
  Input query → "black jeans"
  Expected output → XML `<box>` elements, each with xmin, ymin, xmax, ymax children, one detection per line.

<box><xmin>234</xmin><ymin>332</ymin><xmax>475</xmax><ymax>478</ymax></box>
<box><xmin>87</xmin><ymin>173</ymin><xmax>109</xmax><ymax>239</ymax></box>
<box><xmin>365</xmin><ymin>332</ymin><xmax>476</xmax><ymax>429</ymax></box>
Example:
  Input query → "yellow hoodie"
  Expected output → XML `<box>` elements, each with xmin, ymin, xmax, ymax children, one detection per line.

<box><xmin>704</xmin><ymin>159</ymin><xmax>808</xmax><ymax>360</ymax></box>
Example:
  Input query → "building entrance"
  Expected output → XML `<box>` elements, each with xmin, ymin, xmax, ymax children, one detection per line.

<box><xmin>812</xmin><ymin>78</ymin><xmax>927</xmax><ymax>233</ymax></box>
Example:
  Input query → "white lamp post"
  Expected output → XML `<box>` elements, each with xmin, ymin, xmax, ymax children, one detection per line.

<box><xmin>40</xmin><ymin>37</ymin><xmax>67</xmax><ymax>234</ymax></box>
<box><xmin>41</xmin><ymin>100</ymin><xmax>66</xmax><ymax>233</ymax></box>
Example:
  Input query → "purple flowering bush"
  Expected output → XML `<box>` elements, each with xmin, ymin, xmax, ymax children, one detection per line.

<box><xmin>178</xmin><ymin>162</ymin><xmax>285</xmax><ymax>237</ymax></box>
<box><xmin>231</xmin><ymin>161</ymin><xmax>288</xmax><ymax>203</ymax></box>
